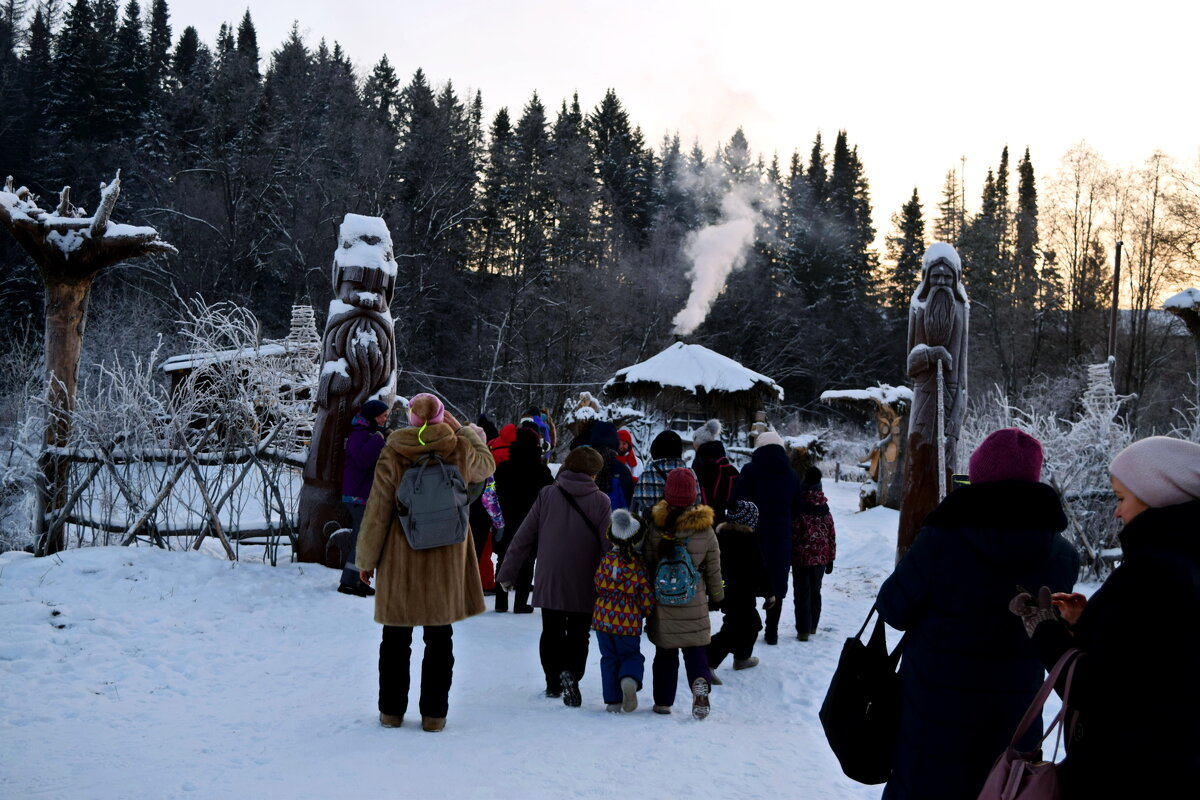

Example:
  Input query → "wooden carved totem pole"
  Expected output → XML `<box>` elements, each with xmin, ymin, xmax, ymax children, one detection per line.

<box><xmin>896</xmin><ymin>243</ymin><xmax>969</xmax><ymax>561</ymax></box>
<box><xmin>296</xmin><ymin>214</ymin><xmax>397</xmax><ymax>564</ymax></box>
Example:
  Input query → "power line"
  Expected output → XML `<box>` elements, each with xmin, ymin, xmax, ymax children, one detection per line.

<box><xmin>399</xmin><ymin>369</ymin><xmax>609</xmax><ymax>388</ymax></box>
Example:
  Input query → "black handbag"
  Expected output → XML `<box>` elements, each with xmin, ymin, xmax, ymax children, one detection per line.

<box><xmin>819</xmin><ymin>604</ymin><xmax>906</xmax><ymax>785</ymax></box>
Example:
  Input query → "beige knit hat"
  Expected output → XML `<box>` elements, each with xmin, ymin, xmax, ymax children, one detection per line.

<box><xmin>754</xmin><ymin>430</ymin><xmax>785</xmax><ymax>450</ymax></box>
<box><xmin>1109</xmin><ymin>436</ymin><xmax>1200</xmax><ymax>508</ymax></box>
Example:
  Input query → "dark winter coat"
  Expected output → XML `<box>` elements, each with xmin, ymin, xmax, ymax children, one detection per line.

<box><xmin>1031</xmin><ymin>498</ymin><xmax>1200</xmax><ymax>799</ymax></box>
<box><xmin>715</xmin><ymin>521</ymin><xmax>772</xmax><ymax>632</ymax></box>
<box><xmin>693</xmin><ymin>440</ymin><xmax>740</xmax><ymax>522</ymax></box>
<box><xmin>731</xmin><ymin>443</ymin><xmax>802</xmax><ymax>597</ymax></box>
<box><xmin>496</xmin><ymin>470</ymin><xmax>612</xmax><ymax>614</ymax></box>
<box><xmin>643</xmin><ymin>501</ymin><xmax>724</xmax><ymax>649</ymax></box>
<box><xmin>341</xmin><ymin>414</ymin><xmax>386</xmax><ymax>501</ymax></box>
<box><xmin>792</xmin><ymin>484</ymin><xmax>836</xmax><ymax>566</ymax></box>
<box><xmin>355</xmin><ymin>424</ymin><xmax>495</xmax><ymax>627</ymax></box>
<box><xmin>876</xmin><ymin>481</ymin><xmax>1081</xmax><ymax>800</ymax></box>
<box><xmin>491</xmin><ymin>438</ymin><xmax>554</xmax><ymax>555</ymax></box>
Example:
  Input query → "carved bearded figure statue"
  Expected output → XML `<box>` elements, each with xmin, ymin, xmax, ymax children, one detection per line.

<box><xmin>897</xmin><ymin>242</ymin><xmax>969</xmax><ymax>558</ymax></box>
<box><xmin>297</xmin><ymin>214</ymin><xmax>398</xmax><ymax>564</ymax></box>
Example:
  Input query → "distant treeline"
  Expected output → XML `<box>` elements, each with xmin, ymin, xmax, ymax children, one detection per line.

<box><xmin>0</xmin><ymin>1</ymin><xmax>1195</xmax><ymax>430</ymax></box>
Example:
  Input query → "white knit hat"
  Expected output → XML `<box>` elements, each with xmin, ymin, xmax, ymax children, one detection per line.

<box><xmin>609</xmin><ymin>509</ymin><xmax>641</xmax><ymax>541</ymax></box>
<box><xmin>755</xmin><ymin>430</ymin><xmax>785</xmax><ymax>450</ymax></box>
<box><xmin>1109</xmin><ymin>436</ymin><xmax>1200</xmax><ymax>508</ymax></box>
<box><xmin>692</xmin><ymin>419</ymin><xmax>722</xmax><ymax>448</ymax></box>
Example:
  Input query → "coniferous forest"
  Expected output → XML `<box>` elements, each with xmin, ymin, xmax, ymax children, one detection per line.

<box><xmin>1</xmin><ymin>1</ymin><xmax>1198</xmax><ymax>432</ymax></box>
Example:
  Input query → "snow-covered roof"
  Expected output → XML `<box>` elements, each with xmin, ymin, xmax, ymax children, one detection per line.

<box><xmin>820</xmin><ymin>384</ymin><xmax>913</xmax><ymax>407</ymax></box>
<box><xmin>603</xmin><ymin>342</ymin><xmax>784</xmax><ymax>401</ymax></box>
<box><xmin>161</xmin><ymin>343</ymin><xmax>290</xmax><ymax>373</ymax></box>
<box><xmin>1164</xmin><ymin>288</ymin><xmax>1200</xmax><ymax>312</ymax></box>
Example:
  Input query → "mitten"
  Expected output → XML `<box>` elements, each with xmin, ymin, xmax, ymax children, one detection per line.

<box><xmin>493</xmin><ymin>526</ymin><xmax>505</xmax><ymax>544</ymax></box>
<box><xmin>824</xmin><ymin>562</ymin><xmax>834</xmax><ymax>575</ymax></box>
<box><xmin>1008</xmin><ymin>586</ymin><xmax>1058</xmax><ymax>637</ymax></box>
<box><xmin>499</xmin><ymin>581</ymin><xmax>513</xmax><ymax>592</ymax></box>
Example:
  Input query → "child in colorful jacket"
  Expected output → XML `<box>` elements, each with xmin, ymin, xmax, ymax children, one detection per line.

<box><xmin>592</xmin><ymin>508</ymin><xmax>655</xmax><ymax>713</ymax></box>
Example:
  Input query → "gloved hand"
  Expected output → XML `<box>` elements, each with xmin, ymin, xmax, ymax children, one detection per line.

<box><xmin>499</xmin><ymin>582</ymin><xmax>513</xmax><ymax>593</ymax></box>
<box><xmin>492</xmin><ymin>526</ymin><xmax>505</xmax><ymax>544</ymax></box>
<box><xmin>825</xmin><ymin>562</ymin><xmax>834</xmax><ymax>575</ymax></box>
<box><xmin>763</xmin><ymin>596</ymin><xmax>776</xmax><ymax>610</ymax></box>
<box><xmin>708</xmin><ymin>597</ymin><xmax>723</xmax><ymax>612</ymax></box>
<box><xmin>1009</xmin><ymin>586</ymin><xmax>1059</xmax><ymax>637</ymax></box>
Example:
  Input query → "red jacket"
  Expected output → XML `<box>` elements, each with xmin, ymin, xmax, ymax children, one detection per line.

<box><xmin>488</xmin><ymin>423</ymin><xmax>518</xmax><ymax>465</ymax></box>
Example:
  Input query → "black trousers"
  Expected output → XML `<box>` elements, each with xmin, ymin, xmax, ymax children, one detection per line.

<box><xmin>539</xmin><ymin>609</ymin><xmax>592</xmax><ymax>690</ymax></box>
<box><xmin>792</xmin><ymin>564</ymin><xmax>825</xmax><ymax>635</ymax></box>
<box><xmin>378</xmin><ymin>624</ymin><xmax>454</xmax><ymax>718</ymax></box>
<box><xmin>708</xmin><ymin>599</ymin><xmax>762</xmax><ymax>666</ymax></box>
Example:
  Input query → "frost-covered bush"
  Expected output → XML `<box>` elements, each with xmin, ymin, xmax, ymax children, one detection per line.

<box><xmin>961</xmin><ymin>362</ymin><xmax>1132</xmax><ymax>578</ymax></box>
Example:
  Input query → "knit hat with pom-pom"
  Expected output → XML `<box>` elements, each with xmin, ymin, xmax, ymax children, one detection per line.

<box><xmin>692</xmin><ymin>419</ymin><xmax>722</xmax><ymax>448</ymax></box>
<box><xmin>608</xmin><ymin>509</ymin><xmax>643</xmax><ymax>543</ymax></box>
<box><xmin>407</xmin><ymin>393</ymin><xmax>445</xmax><ymax>426</ymax></box>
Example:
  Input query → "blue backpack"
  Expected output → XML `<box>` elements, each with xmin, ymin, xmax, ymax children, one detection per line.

<box><xmin>654</xmin><ymin>537</ymin><xmax>699</xmax><ymax>606</ymax></box>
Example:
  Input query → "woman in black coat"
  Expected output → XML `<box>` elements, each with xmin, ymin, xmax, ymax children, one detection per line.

<box><xmin>492</xmin><ymin>427</ymin><xmax>554</xmax><ymax>612</ymax></box>
<box><xmin>877</xmin><ymin>428</ymin><xmax>1080</xmax><ymax>800</ymax></box>
<box><xmin>731</xmin><ymin>431</ymin><xmax>802</xmax><ymax>644</ymax></box>
<box><xmin>1015</xmin><ymin>436</ymin><xmax>1200</xmax><ymax>799</ymax></box>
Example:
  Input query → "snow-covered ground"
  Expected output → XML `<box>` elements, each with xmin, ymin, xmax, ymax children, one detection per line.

<box><xmin>0</xmin><ymin>480</ymin><xmax>1057</xmax><ymax>799</ymax></box>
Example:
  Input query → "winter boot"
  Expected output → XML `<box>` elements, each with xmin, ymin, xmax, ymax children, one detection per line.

<box><xmin>379</xmin><ymin>713</ymin><xmax>403</xmax><ymax>728</ymax></box>
<box><xmin>560</xmin><ymin>670</ymin><xmax>582</xmax><ymax>708</ymax></box>
<box><xmin>796</xmin><ymin>632</ymin><xmax>810</xmax><ymax>641</ymax></box>
<box><xmin>652</xmin><ymin>705</ymin><xmax>672</xmax><ymax>715</ymax></box>
<box><xmin>733</xmin><ymin>657</ymin><xmax>760</xmax><ymax>670</ymax></box>
<box><xmin>494</xmin><ymin>590</ymin><xmax>509</xmax><ymax>612</ymax></box>
<box><xmin>421</xmin><ymin>716</ymin><xmax>446</xmax><ymax>732</ymax></box>
<box><xmin>691</xmin><ymin>677</ymin><xmax>711</xmax><ymax>720</ymax></box>
<box><xmin>620</xmin><ymin>676</ymin><xmax>638</xmax><ymax>712</ymax></box>
<box><xmin>708</xmin><ymin>670</ymin><xmax>723</xmax><ymax>686</ymax></box>
<box><xmin>606</xmin><ymin>703</ymin><xmax>623</xmax><ymax>713</ymax></box>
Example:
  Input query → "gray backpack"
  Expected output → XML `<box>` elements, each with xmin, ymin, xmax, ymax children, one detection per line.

<box><xmin>394</xmin><ymin>453</ymin><xmax>469</xmax><ymax>550</ymax></box>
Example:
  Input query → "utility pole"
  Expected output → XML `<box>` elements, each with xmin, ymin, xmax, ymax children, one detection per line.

<box><xmin>1107</xmin><ymin>240</ymin><xmax>1124</xmax><ymax>367</ymax></box>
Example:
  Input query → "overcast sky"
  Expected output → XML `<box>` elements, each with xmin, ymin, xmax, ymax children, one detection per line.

<box><xmin>168</xmin><ymin>0</ymin><xmax>1199</xmax><ymax>242</ymax></box>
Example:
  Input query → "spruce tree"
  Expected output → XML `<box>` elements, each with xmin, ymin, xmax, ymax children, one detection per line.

<box><xmin>145</xmin><ymin>0</ymin><xmax>171</xmax><ymax>94</ymax></box>
<box><xmin>236</xmin><ymin>9</ymin><xmax>260</xmax><ymax>81</ymax></box>
<box><xmin>479</xmin><ymin>106</ymin><xmax>515</xmax><ymax>275</ymax></box>
<box><xmin>885</xmin><ymin>188</ymin><xmax>926</xmax><ymax>313</ymax></box>
<box><xmin>361</xmin><ymin>54</ymin><xmax>400</xmax><ymax>131</ymax></box>
<box><xmin>934</xmin><ymin>168</ymin><xmax>963</xmax><ymax>244</ymax></box>
<box><xmin>546</xmin><ymin>94</ymin><xmax>597</xmax><ymax>270</ymax></box>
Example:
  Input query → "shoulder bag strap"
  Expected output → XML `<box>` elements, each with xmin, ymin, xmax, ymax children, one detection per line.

<box><xmin>1007</xmin><ymin>647</ymin><xmax>1082</xmax><ymax>750</ymax></box>
<box><xmin>558</xmin><ymin>486</ymin><xmax>602</xmax><ymax>544</ymax></box>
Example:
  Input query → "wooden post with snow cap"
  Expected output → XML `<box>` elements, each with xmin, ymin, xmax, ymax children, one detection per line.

<box><xmin>0</xmin><ymin>173</ymin><xmax>176</xmax><ymax>555</ymax></box>
<box><xmin>896</xmin><ymin>243</ymin><xmax>969</xmax><ymax>562</ymax></box>
<box><xmin>296</xmin><ymin>214</ymin><xmax>398</xmax><ymax>565</ymax></box>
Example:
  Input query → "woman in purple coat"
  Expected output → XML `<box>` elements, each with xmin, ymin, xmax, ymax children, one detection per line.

<box><xmin>497</xmin><ymin>446</ymin><xmax>612</xmax><ymax>706</ymax></box>
<box><xmin>338</xmin><ymin>399</ymin><xmax>391</xmax><ymax>596</ymax></box>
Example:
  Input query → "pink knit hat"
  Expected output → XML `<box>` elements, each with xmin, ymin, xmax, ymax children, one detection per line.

<box><xmin>407</xmin><ymin>393</ymin><xmax>445</xmax><ymax>426</ymax></box>
<box><xmin>1109</xmin><ymin>436</ymin><xmax>1200</xmax><ymax>508</ymax></box>
<box><xmin>968</xmin><ymin>428</ymin><xmax>1044</xmax><ymax>484</ymax></box>
<box><xmin>663</xmin><ymin>468</ymin><xmax>698</xmax><ymax>507</ymax></box>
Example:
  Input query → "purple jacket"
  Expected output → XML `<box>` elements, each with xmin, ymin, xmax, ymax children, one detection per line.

<box><xmin>497</xmin><ymin>470</ymin><xmax>612</xmax><ymax>613</ymax></box>
<box><xmin>342</xmin><ymin>415</ymin><xmax>387</xmax><ymax>502</ymax></box>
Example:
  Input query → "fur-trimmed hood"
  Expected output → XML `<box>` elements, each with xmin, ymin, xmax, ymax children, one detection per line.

<box><xmin>650</xmin><ymin>500</ymin><xmax>714</xmax><ymax>536</ymax></box>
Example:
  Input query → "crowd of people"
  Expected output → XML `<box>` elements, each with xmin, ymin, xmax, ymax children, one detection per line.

<box><xmin>337</xmin><ymin>393</ymin><xmax>1200</xmax><ymax>799</ymax></box>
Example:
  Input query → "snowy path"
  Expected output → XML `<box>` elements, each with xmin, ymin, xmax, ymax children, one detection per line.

<box><xmin>1</xmin><ymin>480</ymin><xmax>896</xmax><ymax>800</ymax></box>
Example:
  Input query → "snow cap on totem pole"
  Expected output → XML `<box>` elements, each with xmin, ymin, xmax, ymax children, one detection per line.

<box><xmin>915</xmin><ymin>242</ymin><xmax>969</xmax><ymax>304</ymax></box>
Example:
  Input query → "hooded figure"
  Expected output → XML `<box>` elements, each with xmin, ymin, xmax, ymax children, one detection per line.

<box><xmin>731</xmin><ymin>434</ymin><xmax>802</xmax><ymax>644</ymax></box>
<box><xmin>876</xmin><ymin>428</ymin><xmax>1079</xmax><ymax>800</ymax></box>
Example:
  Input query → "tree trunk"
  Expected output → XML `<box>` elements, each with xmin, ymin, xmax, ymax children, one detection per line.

<box><xmin>38</xmin><ymin>279</ymin><xmax>92</xmax><ymax>555</ymax></box>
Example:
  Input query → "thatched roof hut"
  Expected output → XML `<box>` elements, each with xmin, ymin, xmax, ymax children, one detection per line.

<box><xmin>602</xmin><ymin>342</ymin><xmax>783</xmax><ymax>435</ymax></box>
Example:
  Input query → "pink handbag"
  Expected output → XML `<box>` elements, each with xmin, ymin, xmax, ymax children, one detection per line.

<box><xmin>976</xmin><ymin>648</ymin><xmax>1081</xmax><ymax>800</ymax></box>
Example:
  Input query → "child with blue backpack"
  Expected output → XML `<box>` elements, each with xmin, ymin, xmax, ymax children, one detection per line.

<box><xmin>592</xmin><ymin>509</ymin><xmax>656</xmax><ymax>713</ymax></box>
<box><xmin>643</xmin><ymin>468</ymin><xmax>723</xmax><ymax>719</ymax></box>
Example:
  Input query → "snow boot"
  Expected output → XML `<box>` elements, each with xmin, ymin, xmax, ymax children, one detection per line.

<box><xmin>691</xmin><ymin>677</ymin><xmax>711</xmax><ymax>720</ymax></box>
<box><xmin>606</xmin><ymin>703</ymin><xmax>623</xmax><ymax>713</ymax></box>
<box><xmin>620</xmin><ymin>676</ymin><xmax>638</xmax><ymax>712</ymax></box>
<box><xmin>708</xmin><ymin>670</ymin><xmax>723</xmax><ymax>685</ymax></box>
<box><xmin>796</xmin><ymin>632</ymin><xmax>810</xmax><ymax>641</ymax></box>
<box><xmin>338</xmin><ymin>583</ymin><xmax>375</xmax><ymax>597</ymax></box>
<box><xmin>652</xmin><ymin>705</ymin><xmax>672</xmax><ymax>715</ymax></box>
<box><xmin>494</xmin><ymin>589</ymin><xmax>509</xmax><ymax>612</ymax></box>
<box><xmin>733</xmin><ymin>657</ymin><xmax>759</xmax><ymax>670</ymax></box>
<box><xmin>421</xmin><ymin>716</ymin><xmax>446</xmax><ymax>732</ymax></box>
<box><xmin>560</xmin><ymin>670</ymin><xmax>581</xmax><ymax>708</ymax></box>
<box><xmin>379</xmin><ymin>713</ymin><xmax>403</xmax><ymax>728</ymax></box>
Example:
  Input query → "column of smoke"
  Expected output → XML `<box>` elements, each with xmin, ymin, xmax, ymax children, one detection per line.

<box><xmin>672</xmin><ymin>168</ymin><xmax>778</xmax><ymax>337</ymax></box>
